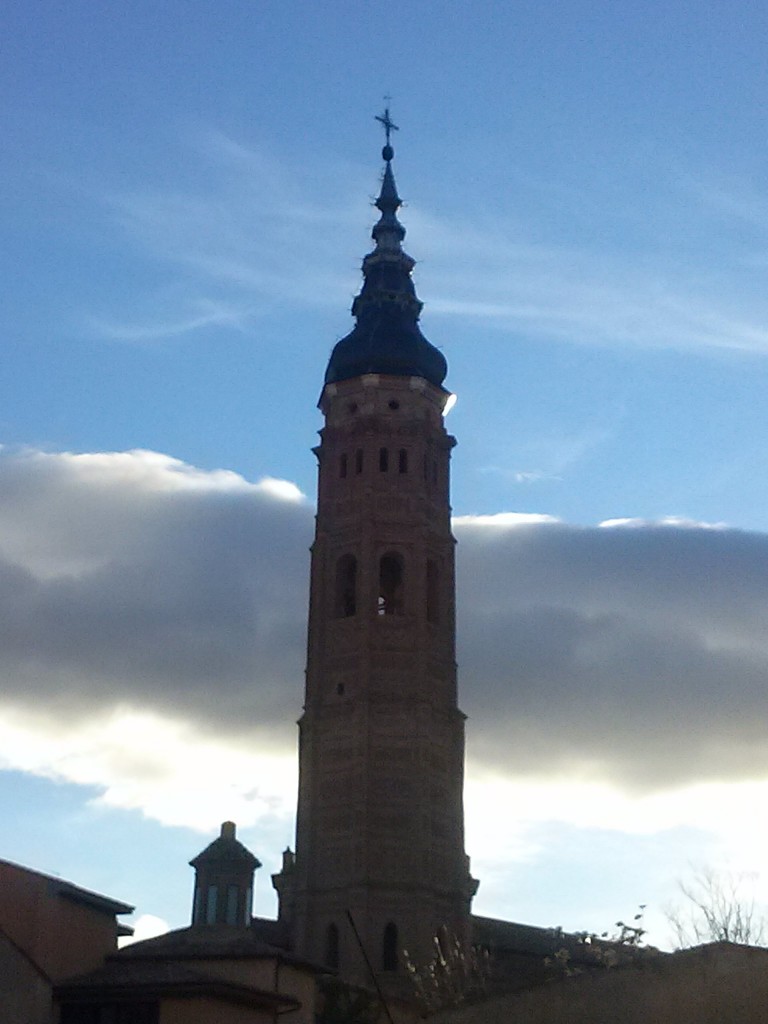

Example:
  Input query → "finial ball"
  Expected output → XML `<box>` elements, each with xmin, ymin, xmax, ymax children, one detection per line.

<box><xmin>382</xmin><ymin>144</ymin><xmax>394</xmax><ymax>162</ymax></box>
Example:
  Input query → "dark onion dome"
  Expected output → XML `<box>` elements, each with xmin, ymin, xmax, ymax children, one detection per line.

<box><xmin>324</xmin><ymin>139</ymin><xmax>447</xmax><ymax>390</ymax></box>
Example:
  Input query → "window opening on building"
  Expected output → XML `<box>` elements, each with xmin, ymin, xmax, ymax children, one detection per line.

<box><xmin>382</xmin><ymin>921</ymin><xmax>399</xmax><ymax>971</ymax></box>
<box><xmin>378</xmin><ymin>553</ymin><xmax>404</xmax><ymax>615</ymax></box>
<box><xmin>398</xmin><ymin>448</ymin><xmax>408</xmax><ymax>473</ymax></box>
<box><xmin>340</xmin><ymin>453</ymin><xmax>347</xmax><ymax>478</ymax></box>
<box><xmin>335</xmin><ymin>554</ymin><xmax>357</xmax><ymax>617</ymax></box>
<box><xmin>379</xmin><ymin>447</ymin><xmax>389</xmax><ymax>472</ymax></box>
<box><xmin>206</xmin><ymin>885</ymin><xmax>218</xmax><ymax>925</ymax></box>
<box><xmin>355</xmin><ymin>449</ymin><xmax>364</xmax><ymax>474</ymax></box>
<box><xmin>61</xmin><ymin>1003</ymin><xmax>160</xmax><ymax>1024</ymax></box>
<box><xmin>326</xmin><ymin>922</ymin><xmax>340</xmax><ymax>971</ymax></box>
<box><xmin>225</xmin><ymin>885</ymin><xmax>239</xmax><ymax>925</ymax></box>
<box><xmin>426</xmin><ymin>559</ymin><xmax>439</xmax><ymax>624</ymax></box>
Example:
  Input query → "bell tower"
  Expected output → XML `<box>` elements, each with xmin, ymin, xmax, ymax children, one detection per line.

<box><xmin>274</xmin><ymin>112</ymin><xmax>477</xmax><ymax>989</ymax></box>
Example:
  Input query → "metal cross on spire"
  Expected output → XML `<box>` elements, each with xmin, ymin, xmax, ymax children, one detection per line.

<box><xmin>375</xmin><ymin>101</ymin><xmax>399</xmax><ymax>147</ymax></box>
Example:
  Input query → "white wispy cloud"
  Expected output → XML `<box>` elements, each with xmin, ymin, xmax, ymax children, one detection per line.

<box><xmin>599</xmin><ymin>515</ymin><xmax>727</xmax><ymax>530</ymax></box>
<box><xmin>86</xmin><ymin>130</ymin><xmax>768</xmax><ymax>355</ymax></box>
<box><xmin>89</xmin><ymin>299</ymin><xmax>255</xmax><ymax>343</ymax></box>
<box><xmin>478</xmin><ymin>424</ymin><xmax>614</xmax><ymax>486</ymax></box>
<box><xmin>90</xmin><ymin>131</ymin><xmax>366</xmax><ymax>342</ymax></box>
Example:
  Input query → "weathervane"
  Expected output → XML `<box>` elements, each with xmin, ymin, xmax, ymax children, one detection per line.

<box><xmin>375</xmin><ymin>99</ymin><xmax>399</xmax><ymax>158</ymax></box>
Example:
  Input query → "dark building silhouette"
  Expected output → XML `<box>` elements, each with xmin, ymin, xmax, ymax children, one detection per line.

<box><xmin>55</xmin><ymin>823</ymin><xmax>319</xmax><ymax>1024</ymax></box>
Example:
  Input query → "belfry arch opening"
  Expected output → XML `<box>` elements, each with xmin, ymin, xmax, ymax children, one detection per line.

<box><xmin>325</xmin><ymin>922</ymin><xmax>340</xmax><ymax>971</ymax></box>
<box><xmin>378</xmin><ymin>552</ymin><xmax>404</xmax><ymax>616</ymax></box>
<box><xmin>335</xmin><ymin>554</ymin><xmax>357</xmax><ymax>618</ymax></box>
<box><xmin>426</xmin><ymin>559</ymin><xmax>439</xmax><ymax>624</ymax></box>
<box><xmin>382</xmin><ymin>922</ymin><xmax>399</xmax><ymax>971</ymax></box>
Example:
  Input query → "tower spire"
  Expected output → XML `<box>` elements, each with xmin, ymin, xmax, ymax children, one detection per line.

<box><xmin>372</xmin><ymin>105</ymin><xmax>405</xmax><ymax>252</ymax></box>
<box><xmin>323</xmin><ymin>111</ymin><xmax>448</xmax><ymax>390</ymax></box>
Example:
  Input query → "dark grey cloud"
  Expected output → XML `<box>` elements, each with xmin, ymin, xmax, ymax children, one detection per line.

<box><xmin>0</xmin><ymin>451</ymin><xmax>311</xmax><ymax>744</ymax></box>
<box><xmin>2</xmin><ymin>448</ymin><xmax>768</xmax><ymax>794</ymax></box>
<box><xmin>456</xmin><ymin>518</ymin><xmax>768</xmax><ymax>789</ymax></box>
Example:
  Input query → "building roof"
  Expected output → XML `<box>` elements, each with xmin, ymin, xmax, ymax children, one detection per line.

<box><xmin>249</xmin><ymin>914</ymin><xmax>291</xmax><ymax>947</ymax></box>
<box><xmin>472</xmin><ymin>914</ymin><xmax>661</xmax><ymax>966</ymax></box>
<box><xmin>54</xmin><ymin>959</ymin><xmax>299</xmax><ymax>1011</ymax></box>
<box><xmin>671</xmin><ymin>939</ymin><xmax>768</xmax><ymax>962</ymax></box>
<box><xmin>0</xmin><ymin>857</ymin><xmax>134</xmax><ymax>918</ymax></box>
<box><xmin>189</xmin><ymin>820</ymin><xmax>261</xmax><ymax>870</ymax></box>
<box><xmin>117</xmin><ymin>923</ymin><xmax>321</xmax><ymax>971</ymax></box>
<box><xmin>472</xmin><ymin>915</ymin><xmax>571</xmax><ymax>957</ymax></box>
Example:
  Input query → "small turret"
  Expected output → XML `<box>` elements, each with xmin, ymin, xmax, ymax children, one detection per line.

<box><xmin>190</xmin><ymin>821</ymin><xmax>261</xmax><ymax>928</ymax></box>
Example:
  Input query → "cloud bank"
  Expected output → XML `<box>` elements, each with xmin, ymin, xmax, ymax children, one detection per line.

<box><xmin>2</xmin><ymin>446</ymin><xmax>768</xmax><ymax>831</ymax></box>
<box><xmin>456</xmin><ymin>514</ymin><xmax>768</xmax><ymax>788</ymax></box>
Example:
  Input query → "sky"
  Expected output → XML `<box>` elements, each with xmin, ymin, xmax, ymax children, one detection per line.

<box><xmin>3</xmin><ymin>0</ymin><xmax>768</xmax><ymax>951</ymax></box>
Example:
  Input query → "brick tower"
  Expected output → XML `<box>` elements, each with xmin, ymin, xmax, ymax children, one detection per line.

<box><xmin>274</xmin><ymin>112</ymin><xmax>477</xmax><ymax>991</ymax></box>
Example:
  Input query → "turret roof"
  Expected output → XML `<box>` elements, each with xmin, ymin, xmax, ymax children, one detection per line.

<box><xmin>189</xmin><ymin>821</ymin><xmax>261</xmax><ymax>870</ymax></box>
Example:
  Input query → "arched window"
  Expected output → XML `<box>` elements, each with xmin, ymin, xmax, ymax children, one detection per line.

<box><xmin>379</xmin><ymin>447</ymin><xmax>389</xmax><ymax>472</ymax></box>
<box><xmin>426</xmin><ymin>559</ymin><xmax>439</xmax><ymax>624</ymax></box>
<box><xmin>398</xmin><ymin>448</ymin><xmax>408</xmax><ymax>474</ymax></box>
<box><xmin>378</xmin><ymin>553</ymin><xmax>404</xmax><ymax>616</ymax></box>
<box><xmin>355</xmin><ymin>449</ymin><xmax>364</xmax><ymax>475</ymax></box>
<box><xmin>326</xmin><ymin>922</ymin><xmax>340</xmax><ymax>971</ymax></box>
<box><xmin>335</xmin><ymin>554</ymin><xmax>357</xmax><ymax>618</ymax></box>
<box><xmin>382</xmin><ymin>922</ymin><xmax>398</xmax><ymax>971</ymax></box>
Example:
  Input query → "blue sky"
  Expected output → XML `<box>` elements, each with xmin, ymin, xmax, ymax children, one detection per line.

<box><xmin>3</xmin><ymin>0</ymin><xmax>768</xmax><ymax>950</ymax></box>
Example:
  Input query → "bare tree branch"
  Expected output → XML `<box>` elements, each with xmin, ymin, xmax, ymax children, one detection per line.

<box><xmin>666</xmin><ymin>867</ymin><xmax>766</xmax><ymax>948</ymax></box>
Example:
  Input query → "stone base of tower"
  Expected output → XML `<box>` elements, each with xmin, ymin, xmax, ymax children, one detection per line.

<box><xmin>274</xmin><ymin>850</ymin><xmax>478</xmax><ymax>1002</ymax></box>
